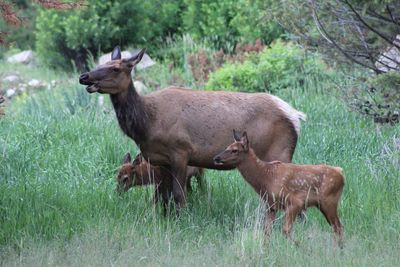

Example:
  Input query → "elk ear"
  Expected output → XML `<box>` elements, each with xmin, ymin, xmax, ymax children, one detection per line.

<box><xmin>111</xmin><ymin>46</ymin><xmax>121</xmax><ymax>60</ymax></box>
<box><xmin>127</xmin><ymin>48</ymin><xmax>146</xmax><ymax>68</ymax></box>
<box><xmin>241</xmin><ymin>131</ymin><xmax>249</xmax><ymax>151</ymax></box>
<box><xmin>123</xmin><ymin>152</ymin><xmax>131</xmax><ymax>164</ymax></box>
<box><xmin>132</xmin><ymin>153</ymin><xmax>142</xmax><ymax>165</ymax></box>
<box><xmin>233</xmin><ymin>129</ymin><xmax>241</xmax><ymax>142</ymax></box>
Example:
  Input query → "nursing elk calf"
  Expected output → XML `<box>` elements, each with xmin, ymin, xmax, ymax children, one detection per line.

<box><xmin>214</xmin><ymin>130</ymin><xmax>344</xmax><ymax>245</ymax></box>
<box><xmin>79</xmin><ymin>46</ymin><xmax>306</xmax><ymax>215</ymax></box>
<box><xmin>116</xmin><ymin>153</ymin><xmax>204</xmax><ymax>199</ymax></box>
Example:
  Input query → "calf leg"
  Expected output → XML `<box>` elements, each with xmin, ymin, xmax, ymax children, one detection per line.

<box><xmin>282</xmin><ymin>205</ymin><xmax>302</xmax><ymax>237</ymax></box>
<box><xmin>265</xmin><ymin>210</ymin><xmax>276</xmax><ymax>237</ymax></box>
<box><xmin>320</xmin><ymin>202</ymin><xmax>344</xmax><ymax>247</ymax></box>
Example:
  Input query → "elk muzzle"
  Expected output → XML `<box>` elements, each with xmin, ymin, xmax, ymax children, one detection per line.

<box><xmin>213</xmin><ymin>155</ymin><xmax>225</xmax><ymax>166</ymax></box>
<box><xmin>79</xmin><ymin>72</ymin><xmax>99</xmax><ymax>93</ymax></box>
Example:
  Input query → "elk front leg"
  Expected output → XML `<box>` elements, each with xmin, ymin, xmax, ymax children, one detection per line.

<box><xmin>170</xmin><ymin>161</ymin><xmax>188</xmax><ymax>216</ymax></box>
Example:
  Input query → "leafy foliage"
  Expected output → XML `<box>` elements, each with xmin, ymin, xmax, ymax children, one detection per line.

<box><xmin>35</xmin><ymin>0</ymin><xmax>183</xmax><ymax>70</ymax></box>
<box><xmin>0</xmin><ymin>0</ymin><xmax>37</xmax><ymax>52</ymax></box>
<box><xmin>182</xmin><ymin>0</ymin><xmax>284</xmax><ymax>52</ymax></box>
<box><xmin>206</xmin><ymin>41</ymin><xmax>329</xmax><ymax>92</ymax></box>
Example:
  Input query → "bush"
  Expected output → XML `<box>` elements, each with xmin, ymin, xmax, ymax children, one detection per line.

<box><xmin>206</xmin><ymin>41</ymin><xmax>329</xmax><ymax>92</ymax></box>
<box><xmin>35</xmin><ymin>0</ymin><xmax>183</xmax><ymax>70</ymax></box>
<box><xmin>182</xmin><ymin>0</ymin><xmax>284</xmax><ymax>52</ymax></box>
<box><xmin>350</xmin><ymin>71</ymin><xmax>400</xmax><ymax>125</ymax></box>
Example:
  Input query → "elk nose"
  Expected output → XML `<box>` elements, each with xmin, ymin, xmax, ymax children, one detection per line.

<box><xmin>79</xmin><ymin>73</ymin><xmax>89</xmax><ymax>81</ymax></box>
<box><xmin>213</xmin><ymin>156</ymin><xmax>222</xmax><ymax>164</ymax></box>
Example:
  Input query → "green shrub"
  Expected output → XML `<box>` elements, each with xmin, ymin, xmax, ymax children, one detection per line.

<box><xmin>35</xmin><ymin>0</ymin><xmax>183</xmax><ymax>70</ymax></box>
<box><xmin>182</xmin><ymin>0</ymin><xmax>284</xmax><ymax>52</ymax></box>
<box><xmin>206</xmin><ymin>41</ymin><xmax>329</xmax><ymax>92</ymax></box>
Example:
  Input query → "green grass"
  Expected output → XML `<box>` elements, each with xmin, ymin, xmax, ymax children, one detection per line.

<box><xmin>0</xmin><ymin>63</ymin><xmax>399</xmax><ymax>266</ymax></box>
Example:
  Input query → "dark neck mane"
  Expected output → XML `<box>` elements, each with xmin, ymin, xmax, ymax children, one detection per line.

<box><xmin>110</xmin><ymin>81</ymin><xmax>149</xmax><ymax>143</ymax></box>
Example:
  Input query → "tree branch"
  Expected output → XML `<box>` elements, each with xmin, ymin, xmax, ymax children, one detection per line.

<box><xmin>343</xmin><ymin>0</ymin><xmax>400</xmax><ymax>50</ymax></box>
<box><xmin>309</xmin><ymin>0</ymin><xmax>383</xmax><ymax>73</ymax></box>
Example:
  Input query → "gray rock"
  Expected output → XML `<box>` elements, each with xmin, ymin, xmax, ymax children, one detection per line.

<box><xmin>133</xmin><ymin>81</ymin><xmax>148</xmax><ymax>94</ymax></box>
<box><xmin>18</xmin><ymin>83</ymin><xmax>27</xmax><ymax>93</ymax></box>
<box><xmin>28</xmin><ymin>79</ymin><xmax>41</xmax><ymax>88</ymax></box>
<box><xmin>2</xmin><ymin>75</ymin><xmax>19</xmax><ymax>83</ymax></box>
<box><xmin>7</xmin><ymin>50</ymin><xmax>33</xmax><ymax>64</ymax></box>
<box><xmin>376</xmin><ymin>35</ymin><xmax>400</xmax><ymax>72</ymax></box>
<box><xmin>6</xmin><ymin>89</ymin><xmax>16</xmax><ymax>98</ymax></box>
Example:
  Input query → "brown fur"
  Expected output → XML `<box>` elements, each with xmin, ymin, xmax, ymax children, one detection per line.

<box><xmin>214</xmin><ymin>131</ymin><xmax>344</xmax><ymax>244</ymax></box>
<box><xmin>116</xmin><ymin>153</ymin><xmax>204</xmax><ymax>199</ymax></box>
<box><xmin>79</xmin><ymin>46</ymin><xmax>306</xmax><ymax>213</ymax></box>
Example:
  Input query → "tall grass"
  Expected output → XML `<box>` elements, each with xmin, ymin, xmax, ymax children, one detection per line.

<box><xmin>0</xmin><ymin>63</ymin><xmax>399</xmax><ymax>266</ymax></box>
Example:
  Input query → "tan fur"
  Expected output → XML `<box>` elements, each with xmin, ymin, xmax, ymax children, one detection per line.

<box><xmin>214</xmin><ymin>132</ymin><xmax>344</xmax><ymax>244</ymax></box>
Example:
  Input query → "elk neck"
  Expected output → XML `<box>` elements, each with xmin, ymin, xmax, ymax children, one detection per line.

<box><xmin>110</xmin><ymin>81</ymin><xmax>149</xmax><ymax>143</ymax></box>
<box><xmin>236</xmin><ymin>148</ymin><xmax>273</xmax><ymax>194</ymax></box>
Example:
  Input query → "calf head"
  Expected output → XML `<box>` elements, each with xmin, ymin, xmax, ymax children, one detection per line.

<box><xmin>213</xmin><ymin>130</ymin><xmax>249</xmax><ymax>166</ymax></box>
<box><xmin>116</xmin><ymin>152</ymin><xmax>135</xmax><ymax>193</ymax></box>
<box><xmin>79</xmin><ymin>46</ymin><xmax>145</xmax><ymax>94</ymax></box>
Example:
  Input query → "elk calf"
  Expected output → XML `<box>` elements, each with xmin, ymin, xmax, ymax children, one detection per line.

<box><xmin>116</xmin><ymin>153</ymin><xmax>204</xmax><ymax>199</ymax></box>
<box><xmin>214</xmin><ymin>131</ymin><xmax>344</xmax><ymax>244</ymax></box>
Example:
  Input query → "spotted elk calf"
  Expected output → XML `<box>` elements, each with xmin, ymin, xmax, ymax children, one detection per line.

<box><xmin>214</xmin><ymin>130</ymin><xmax>344</xmax><ymax>245</ymax></box>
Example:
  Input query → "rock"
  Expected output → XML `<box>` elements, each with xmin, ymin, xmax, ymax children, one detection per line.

<box><xmin>2</xmin><ymin>75</ymin><xmax>19</xmax><ymax>83</ymax></box>
<box><xmin>133</xmin><ymin>81</ymin><xmax>148</xmax><ymax>94</ymax></box>
<box><xmin>28</xmin><ymin>79</ymin><xmax>41</xmax><ymax>88</ymax></box>
<box><xmin>131</xmin><ymin>49</ymin><xmax>156</xmax><ymax>70</ymax></box>
<box><xmin>7</xmin><ymin>50</ymin><xmax>33</xmax><ymax>64</ymax></box>
<box><xmin>18</xmin><ymin>83</ymin><xmax>27</xmax><ymax>93</ymax></box>
<box><xmin>98</xmin><ymin>51</ymin><xmax>133</xmax><ymax>65</ymax></box>
<box><xmin>6</xmin><ymin>89</ymin><xmax>16</xmax><ymax>98</ymax></box>
<box><xmin>376</xmin><ymin>35</ymin><xmax>400</xmax><ymax>72</ymax></box>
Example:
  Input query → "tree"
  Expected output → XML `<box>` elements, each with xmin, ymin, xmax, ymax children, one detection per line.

<box><xmin>267</xmin><ymin>0</ymin><xmax>400</xmax><ymax>124</ymax></box>
<box><xmin>0</xmin><ymin>0</ymin><xmax>84</xmax><ymax>44</ymax></box>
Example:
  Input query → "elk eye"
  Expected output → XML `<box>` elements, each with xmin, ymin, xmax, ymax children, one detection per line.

<box><xmin>232</xmin><ymin>149</ymin><xmax>238</xmax><ymax>154</ymax></box>
<box><xmin>122</xmin><ymin>176</ymin><xmax>128</xmax><ymax>183</ymax></box>
<box><xmin>112</xmin><ymin>67</ymin><xmax>120</xmax><ymax>72</ymax></box>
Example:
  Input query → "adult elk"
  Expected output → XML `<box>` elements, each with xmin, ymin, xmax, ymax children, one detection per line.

<box><xmin>79</xmin><ymin>46</ymin><xmax>306</xmax><ymax>214</ymax></box>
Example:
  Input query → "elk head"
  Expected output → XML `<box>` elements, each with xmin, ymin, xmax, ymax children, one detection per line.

<box><xmin>213</xmin><ymin>130</ymin><xmax>249</xmax><ymax>166</ymax></box>
<box><xmin>79</xmin><ymin>46</ymin><xmax>145</xmax><ymax>94</ymax></box>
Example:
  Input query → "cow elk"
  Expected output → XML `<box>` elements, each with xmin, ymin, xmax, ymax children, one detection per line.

<box><xmin>79</xmin><ymin>46</ymin><xmax>306</xmax><ymax>215</ymax></box>
<box><xmin>214</xmin><ymin>130</ymin><xmax>344</xmax><ymax>245</ymax></box>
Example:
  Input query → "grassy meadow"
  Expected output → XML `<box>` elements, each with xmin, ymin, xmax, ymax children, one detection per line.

<box><xmin>0</xmin><ymin>62</ymin><xmax>399</xmax><ymax>267</ymax></box>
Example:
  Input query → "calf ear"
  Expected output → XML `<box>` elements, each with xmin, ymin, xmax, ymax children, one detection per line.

<box><xmin>111</xmin><ymin>46</ymin><xmax>121</xmax><ymax>60</ymax></box>
<box><xmin>241</xmin><ymin>131</ymin><xmax>249</xmax><ymax>151</ymax></box>
<box><xmin>233</xmin><ymin>129</ymin><xmax>241</xmax><ymax>142</ymax></box>
<box><xmin>123</xmin><ymin>152</ymin><xmax>132</xmax><ymax>164</ymax></box>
